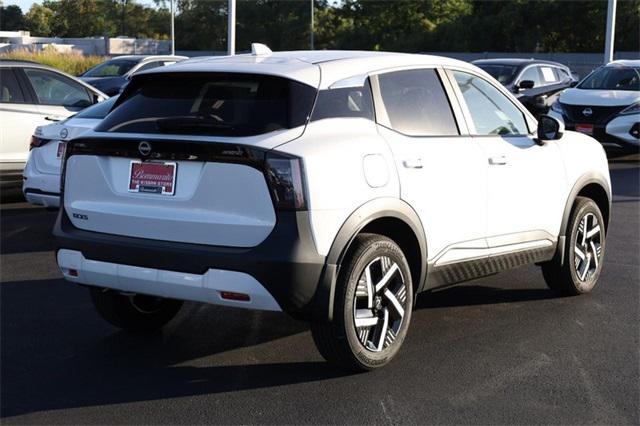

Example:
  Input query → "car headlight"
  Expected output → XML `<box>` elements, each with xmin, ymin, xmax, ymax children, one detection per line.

<box><xmin>551</xmin><ymin>101</ymin><xmax>564</xmax><ymax>114</ymax></box>
<box><xmin>619</xmin><ymin>102</ymin><xmax>640</xmax><ymax>116</ymax></box>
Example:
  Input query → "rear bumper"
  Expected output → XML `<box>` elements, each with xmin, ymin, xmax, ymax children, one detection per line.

<box><xmin>23</xmin><ymin>189</ymin><xmax>60</xmax><ymax>208</ymax></box>
<box><xmin>54</xmin><ymin>208</ymin><xmax>335</xmax><ymax>320</ymax></box>
<box><xmin>58</xmin><ymin>249</ymin><xmax>282</xmax><ymax>311</ymax></box>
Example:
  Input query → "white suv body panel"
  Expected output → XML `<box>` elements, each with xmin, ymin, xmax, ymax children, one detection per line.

<box><xmin>64</xmin><ymin>156</ymin><xmax>276</xmax><ymax>247</ymax></box>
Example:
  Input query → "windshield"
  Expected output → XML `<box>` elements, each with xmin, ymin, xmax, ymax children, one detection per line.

<box><xmin>96</xmin><ymin>73</ymin><xmax>317</xmax><ymax>137</ymax></box>
<box><xmin>83</xmin><ymin>59</ymin><xmax>138</xmax><ymax>77</ymax></box>
<box><xmin>476</xmin><ymin>65</ymin><xmax>518</xmax><ymax>84</ymax></box>
<box><xmin>578</xmin><ymin>66</ymin><xmax>640</xmax><ymax>91</ymax></box>
<box><xmin>73</xmin><ymin>96</ymin><xmax>119</xmax><ymax>119</ymax></box>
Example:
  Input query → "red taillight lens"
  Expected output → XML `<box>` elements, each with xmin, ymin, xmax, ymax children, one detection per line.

<box><xmin>264</xmin><ymin>153</ymin><xmax>307</xmax><ymax>210</ymax></box>
<box><xmin>30</xmin><ymin>136</ymin><xmax>52</xmax><ymax>150</ymax></box>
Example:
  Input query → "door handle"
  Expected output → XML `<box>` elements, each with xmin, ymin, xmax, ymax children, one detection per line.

<box><xmin>403</xmin><ymin>158</ymin><xmax>423</xmax><ymax>169</ymax></box>
<box><xmin>488</xmin><ymin>155</ymin><xmax>508</xmax><ymax>166</ymax></box>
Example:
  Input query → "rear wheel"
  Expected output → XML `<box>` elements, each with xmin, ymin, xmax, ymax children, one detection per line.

<box><xmin>542</xmin><ymin>197</ymin><xmax>606</xmax><ymax>295</ymax></box>
<box><xmin>90</xmin><ymin>288</ymin><xmax>183</xmax><ymax>332</ymax></box>
<box><xmin>311</xmin><ymin>234</ymin><xmax>413</xmax><ymax>371</ymax></box>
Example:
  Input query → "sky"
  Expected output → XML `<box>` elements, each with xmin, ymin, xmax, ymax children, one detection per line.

<box><xmin>5</xmin><ymin>0</ymin><xmax>159</xmax><ymax>12</ymax></box>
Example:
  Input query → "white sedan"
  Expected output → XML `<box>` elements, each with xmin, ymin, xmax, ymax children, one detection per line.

<box><xmin>22</xmin><ymin>96</ymin><xmax>117</xmax><ymax>208</ymax></box>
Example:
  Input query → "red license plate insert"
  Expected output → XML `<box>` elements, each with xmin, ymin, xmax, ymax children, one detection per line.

<box><xmin>128</xmin><ymin>161</ymin><xmax>177</xmax><ymax>195</ymax></box>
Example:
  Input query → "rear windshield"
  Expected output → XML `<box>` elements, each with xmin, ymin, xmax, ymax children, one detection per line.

<box><xmin>476</xmin><ymin>65</ymin><xmax>518</xmax><ymax>84</ymax></box>
<box><xmin>578</xmin><ymin>66</ymin><xmax>640</xmax><ymax>91</ymax></box>
<box><xmin>95</xmin><ymin>73</ymin><xmax>317</xmax><ymax>137</ymax></box>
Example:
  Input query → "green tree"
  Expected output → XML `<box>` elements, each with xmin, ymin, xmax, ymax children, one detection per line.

<box><xmin>0</xmin><ymin>4</ymin><xmax>25</xmax><ymax>31</ymax></box>
<box><xmin>24</xmin><ymin>4</ymin><xmax>55</xmax><ymax>36</ymax></box>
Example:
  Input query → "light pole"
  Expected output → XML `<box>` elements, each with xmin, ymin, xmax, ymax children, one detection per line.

<box><xmin>170</xmin><ymin>0</ymin><xmax>175</xmax><ymax>55</ymax></box>
<box><xmin>228</xmin><ymin>0</ymin><xmax>236</xmax><ymax>55</ymax></box>
<box><xmin>310</xmin><ymin>0</ymin><xmax>314</xmax><ymax>50</ymax></box>
<box><xmin>604</xmin><ymin>0</ymin><xmax>617</xmax><ymax>64</ymax></box>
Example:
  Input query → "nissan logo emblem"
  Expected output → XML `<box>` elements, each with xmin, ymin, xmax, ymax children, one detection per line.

<box><xmin>138</xmin><ymin>141</ymin><xmax>152</xmax><ymax>156</ymax></box>
<box><xmin>582</xmin><ymin>107</ymin><xmax>593</xmax><ymax>117</ymax></box>
<box><xmin>59</xmin><ymin>128</ymin><xmax>68</xmax><ymax>139</ymax></box>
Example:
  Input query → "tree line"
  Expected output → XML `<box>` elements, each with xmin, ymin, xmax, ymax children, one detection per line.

<box><xmin>1</xmin><ymin>0</ymin><xmax>638</xmax><ymax>53</ymax></box>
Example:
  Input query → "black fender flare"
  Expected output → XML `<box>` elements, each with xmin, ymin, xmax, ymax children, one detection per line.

<box><xmin>555</xmin><ymin>171</ymin><xmax>611</xmax><ymax>265</ymax></box>
<box><xmin>310</xmin><ymin>197</ymin><xmax>428</xmax><ymax>322</ymax></box>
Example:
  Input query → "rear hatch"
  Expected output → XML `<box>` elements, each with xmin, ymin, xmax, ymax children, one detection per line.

<box><xmin>62</xmin><ymin>71</ymin><xmax>316</xmax><ymax>248</ymax></box>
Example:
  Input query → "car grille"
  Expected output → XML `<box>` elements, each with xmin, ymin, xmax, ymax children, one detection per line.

<box><xmin>561</xmin><ymin>103</ymin><xmax>627</xmax><ymax>124</ymax></box>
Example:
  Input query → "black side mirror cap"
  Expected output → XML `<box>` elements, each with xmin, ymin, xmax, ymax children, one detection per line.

<box><xmin>536</xmin><ymin>115</ymin><xmax>565</xmax><ymax>145</ymax></box>
<box><xmin>518</xmin><ymin>80</ymin><xmax>535</xmax><ymax>90</ymax></box>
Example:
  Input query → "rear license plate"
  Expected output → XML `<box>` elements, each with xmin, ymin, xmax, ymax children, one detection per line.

<box><xmin>56</xmin><ymin>142</ymin><xmax>66</xmax><ymax>158</ymax></box>
<box><xmin>575</xmin><ymin>124</ymin><xmax>594</xmax><ymax>135</ymax></box>
<box><xmin>128</xmin><ymin>161</ymin><xmax>177</xmax><ymax>195</ymax></box>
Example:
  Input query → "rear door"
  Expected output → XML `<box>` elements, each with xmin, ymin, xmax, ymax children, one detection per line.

<box><xmin>0</xmin><ymin>67</ymin><xmax>40</xmax><ymax>165</ymax></box>
<box><xmin>446</xmin><ymin>68</ymin><xmax>566</xmax><ymax>252</ymax></box>
<box><xmin>372</xmin><ymin>67</ymin><xmax>488</xmax><ymax>267</ymax></box>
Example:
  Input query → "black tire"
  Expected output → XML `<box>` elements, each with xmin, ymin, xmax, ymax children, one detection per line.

<box><xmin>311</xmin><ymin>233</ymin><xmax>413</xmax><ymax>371</ymax></box>
<box><xmin>542</xmin><ymin>196</ymin><xmax>606</xmax><ymax>295</ymax></box>
<box><xmin>90</xmin><ymin>288</ymin><xmax>183</xmax><ymax>332</ymax></box>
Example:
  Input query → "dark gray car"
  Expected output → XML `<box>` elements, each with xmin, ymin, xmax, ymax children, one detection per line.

<box><xmin>473</xmin><ymin>58</ymin><xmax>578</xmax><ymax>116</ymax></box>
<box><xmin>80</xmin><ymin>55</ymin><xmax>187</xmax><ymax>96</ymax></box>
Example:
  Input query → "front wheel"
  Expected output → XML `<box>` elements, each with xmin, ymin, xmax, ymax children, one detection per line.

<box><xmin>542</xmin><ymin>196</ymin><xmax>606</xmax><ymax>295</ymax></box>
<box><xmin>311</xmin><ymin>234</ymin><xmax>413</xmax><ymax>371</ymax></box>
<box><xmin>90</xmin><ymin>288</ymin><xmax>183</xmax><ymax>332</ymax></box>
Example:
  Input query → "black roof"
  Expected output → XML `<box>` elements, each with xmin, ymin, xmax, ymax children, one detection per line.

<box><xmin>472</xmin><ymin>58</ymin><xmax>568</xmax><ymax>68</ymax></box>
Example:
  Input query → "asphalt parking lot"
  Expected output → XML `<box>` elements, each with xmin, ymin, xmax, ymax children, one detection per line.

<box><xmin>1</xmin><ymin>153</ymin><xmax>638</xmax><ymax>425</ymax></box>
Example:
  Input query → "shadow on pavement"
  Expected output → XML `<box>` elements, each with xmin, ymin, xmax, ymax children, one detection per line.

<box><xmin>0</xmin><ymin>207</ymin><xmax>58</xmax><ymax>255</ymax></box>
<box><xmin>416</xmin><ymin>285</ymin><xmax>556</xmax><ymax>310</ymax></box>
<box><xmin>0</xmin><ymin>278</ymin><xmax>350</xmax><ymax>418</ymax></box>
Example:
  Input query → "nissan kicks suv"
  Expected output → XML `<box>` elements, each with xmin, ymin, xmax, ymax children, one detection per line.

<box><xmin>55</xmin><ymin>47</ymin><xmax>611</xmax><ymax>371</ymax></box>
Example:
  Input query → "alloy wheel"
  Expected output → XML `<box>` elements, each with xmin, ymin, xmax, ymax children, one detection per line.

<box><xmin>574</xmin><ymin>212</ymin><xmax>603</xmax><ymax>282</ymax></box>
<box><xmin>352</xmin><ymin>256</ymin><xmax>407</xmax><ymax>352</ymax></box>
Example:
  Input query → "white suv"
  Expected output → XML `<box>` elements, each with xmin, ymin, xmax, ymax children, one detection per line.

<box><xmin>55</xmin><ymin>48</ymin><xmax>611</xmax><ymax>371</ymax></box>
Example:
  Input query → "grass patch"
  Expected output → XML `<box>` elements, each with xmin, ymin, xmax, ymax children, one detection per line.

<box><xmin>0</xmin><ymin>49</ymin><xmax>106</xmax><ymax>76</ymax></box>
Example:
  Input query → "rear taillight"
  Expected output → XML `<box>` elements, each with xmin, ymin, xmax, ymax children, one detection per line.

<box><xmin>264</xmin><ymin>153</ymin><xmax>307</xmax><ymax>210</ymax></box>
<box><xmin>30</xmin><ymin>136</ymin><xmax>52</xmax><ymax>150</ymax></box>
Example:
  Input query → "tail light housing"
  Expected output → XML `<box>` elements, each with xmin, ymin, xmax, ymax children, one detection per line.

<box><xmin>264</xmin><ymin>152</ymin><xmax>307</xmax><ymax>210</ymax></box>
<box><xmin>30</xmin><ymin>136</ymin><xmax>52</xmax><ymax>150</ymax></box>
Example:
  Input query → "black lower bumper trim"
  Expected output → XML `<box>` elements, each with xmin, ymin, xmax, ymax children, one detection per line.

<box><xmin>54</xmin><ymin>208</ymin><xmax>333</xmax><ymax>320</ymax></box>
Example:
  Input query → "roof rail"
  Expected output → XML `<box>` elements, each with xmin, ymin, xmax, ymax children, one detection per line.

<box><xmin>251</xmin><ymin>43</ymin><xmax>272</xmax><ymax>56</ymax></box>
<box><xmin>0</xmin><ymin>58</ymin><xmax>39</xmax><ymax>64</ymax></box>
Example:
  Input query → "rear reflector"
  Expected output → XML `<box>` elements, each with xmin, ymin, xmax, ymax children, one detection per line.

<box><xmin>220</xmin><ymin>291</ymin><xmax>250</xmax><ymax>302</ymax></box>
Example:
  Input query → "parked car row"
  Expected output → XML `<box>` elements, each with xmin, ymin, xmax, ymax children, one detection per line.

<box><xmin>0</xmin><ymin>55</ymin><xmax>187</xmax><ymax>192</ymax></box>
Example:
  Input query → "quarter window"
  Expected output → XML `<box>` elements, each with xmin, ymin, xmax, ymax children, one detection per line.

<box><xmin>24</xmin><ymin>68</ymin><xmax>92</xmax><ymax>108</ymax></box>
<box><xmin>311</xmin><ymin>81</ymin><xmax>374</xmax><ymax>122</ymax></box>
<box><xmin>452</xmin><ymin>71</ymin><xmax>528</xmax><ymax>136</ymax></box>
<box><xmin>378</xmin><ymin>69</ymin><xmax>459</xmax><ymax>136</ymax></box>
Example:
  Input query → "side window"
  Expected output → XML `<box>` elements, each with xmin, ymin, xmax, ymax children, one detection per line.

<box><xmin>555</xmin><ymin>68</ymin><xmax>570</xmax><ymax>81</ymax></box>
<box><xmin>0</xmin><ymin>68</ymin><xmax>26</xmax><ymax>103</ymax></box>
<box><xmin>377</xmin><ymin>69</ymin><xmax>459</xmax><ymax>136</ymax></box>
<box><xmin>540</xmin><ymin>66</ymin><xmax>558</xmax><ymax>84</ymax></box>
<box><xmin>519</xmin><ymin>66</ymin><xmax>542</xmax><ymax>87</ymax></box>
<box><xmin>24</xmin><ymin>68</ymin><xmax>92</xmax><ymax>108</ymax></box>
<box><xmin>452</xmin><ymin>71</ymin><xmax>528</xmax><ymax>136</ymax></box>
<box><xmin>311</xmin><ymin>80</ymin><xmax>374</xmax><ymax>122</ymax></box>
<box><xmin>136</xmin><ymin>61</ymin><xmax>163</xmax><ymax>73</ymax></box>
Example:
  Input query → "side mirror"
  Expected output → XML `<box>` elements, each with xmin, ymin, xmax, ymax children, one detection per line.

<box><xmin>518</xmin><ymin>80</ymin><xmax>535</xmax><ymax>90</ymax></box>
<box><xmin>536</xmin><ymin>115</ymin><xmax>564</xmax><ymax>144</ymax></box>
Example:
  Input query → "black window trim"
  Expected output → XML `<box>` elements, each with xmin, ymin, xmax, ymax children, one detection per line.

<box><xmin>443</xmin><ymin>66</ymin><xmax>536</xmax><ymax>137</ymax></box>
<box><xmin>370</xmin><ymin>66</ymin><xmax>467</xmax><ymax>139</ymax></box>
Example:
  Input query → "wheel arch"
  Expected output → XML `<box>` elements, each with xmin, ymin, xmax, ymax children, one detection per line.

<box><xmin>555</xmin><ymin>172</ymin><xmax>611</xmax><ymax>266</ymax></box>
<box><xmin>313</xmin><ymin>198</ymin><xmax>428</xmax><ymax>322</ymax></box>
